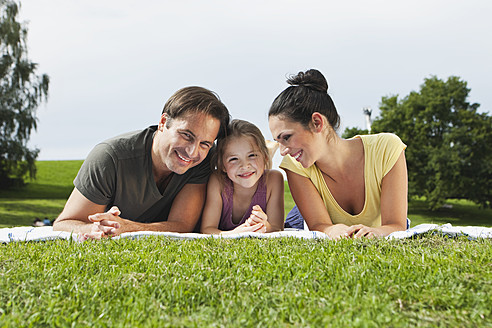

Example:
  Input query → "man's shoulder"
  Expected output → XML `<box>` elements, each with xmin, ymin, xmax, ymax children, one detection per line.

<box><xmin>98</xmin><ymin>126</ymin><xmax>157</xmax><ymax>160</ymax></box>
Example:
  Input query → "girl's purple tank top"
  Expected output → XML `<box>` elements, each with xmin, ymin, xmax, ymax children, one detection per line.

<box><xmin>218</xmin><ymin>174</ymin><xmax>267</xmax><ymax>231</ymax></box>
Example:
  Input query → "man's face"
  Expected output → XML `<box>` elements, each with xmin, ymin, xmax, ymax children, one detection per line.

<box><xmin>153</xmin><ymin>112</ymin><xmax>220</xmax><ymax>175</ymax></box>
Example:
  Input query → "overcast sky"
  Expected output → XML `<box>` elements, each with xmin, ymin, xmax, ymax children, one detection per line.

<box><xmin>19</xmin><ymin>0</ymin><xmax>492</xmax><ymax>167</ymax></box>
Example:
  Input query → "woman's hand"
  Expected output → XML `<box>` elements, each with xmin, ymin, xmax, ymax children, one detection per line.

<box><xmin>344</xmin><ymin>224</ymin><xmax>384</xmax><ymax>239</ymax></box>
<box><xmin>322</xmin><ymin>223</ymin><xmax>352</xmax><ymax>240</ymax></box>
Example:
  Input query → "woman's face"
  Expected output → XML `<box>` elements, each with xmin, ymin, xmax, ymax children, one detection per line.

<box><xmin>269</xmin><ymin>116</ymin><xmax>318</xmax><ymax>168</ymax></box>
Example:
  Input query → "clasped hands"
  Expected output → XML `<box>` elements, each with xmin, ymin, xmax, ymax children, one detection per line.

<box><xmin>327</xmin><ymin>223</ymin><xmax>383</xmax><ymax>240</ymax></box>
<box><xmin>79</xmin><ymin>206</ymin><xmax>123</xmax><ymax>241</ymax></box>
<box><xmin>230</xmin><ymin>205</ymin><xmax>269</xmax><ymax>234</ymax></box>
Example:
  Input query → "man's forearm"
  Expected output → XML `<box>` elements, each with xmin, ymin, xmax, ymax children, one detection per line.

<box><xmin>53</xmin><ymin>219</ymin><xmax>94</xmax><ymax>234</ymax></box>
<box><xmin>118</xmin><ymin>219</ymin><xmax>195</xmax><ymax>234</ymax></box>
<box><xmin>55</xmin><ymin>210</ymin><xmax>197</xmax><ymax>235</ymax></box>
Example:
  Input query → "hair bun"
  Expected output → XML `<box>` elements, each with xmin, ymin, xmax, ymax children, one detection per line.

<box><xmin>287</xmin><ymin>69</ymin><xmax>328</xmax><ymax>93</ymax></box>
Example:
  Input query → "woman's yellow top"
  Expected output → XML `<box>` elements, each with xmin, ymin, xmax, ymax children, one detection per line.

<box><xmin>280</xmin><ymin>133</ymin><xmax>406</xmax><ymax>227</ymax></box>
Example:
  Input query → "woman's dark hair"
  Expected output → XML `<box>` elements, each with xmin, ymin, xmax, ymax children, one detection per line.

<box><xmin>268</xmin><ymin>69</ymin><xmax>340</xmax><ymax>131</ymax></box>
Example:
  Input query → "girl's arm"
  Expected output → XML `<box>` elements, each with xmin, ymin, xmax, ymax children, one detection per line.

<box><xmin>200</xmin><ymin>174</ymin><xmax>225</xmax><ymax>234</ymax></box>
<box><xmin>264</xmin><ymin>169</ymin><xmax>285</xmax><ymax>232</ymax></box>
<box><xmin>286</xmin><ymin>169</ymin><xmax>351</xmax><ymax>239</ymax></box>
<box><xmin>201</xmin><ymin>174</ymin><xmax>266</xmax><ymax>235</ymax></box>
<box><xmin>346</xmin><ymin>151</ymin><xmax>408</xmax><ymax>238</ymax></box>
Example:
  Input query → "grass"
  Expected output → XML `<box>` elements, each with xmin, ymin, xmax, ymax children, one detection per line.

<box><xmin>1</xmin><ymin>236</ymin><xmax>491</xmax><ymax>327</ymax></box>
<box><xmin>1</xmin><ymin>161</ymin><xmax>491</xmax><ymax>326</ymax></box>
<box><xmin>0</xmin><ymin>236</ymin><xmax>492</xmax><ymax>327</ymax></box>
<box><xmin>1</xmin><ymin>160</ymin><xmax>491</xmax><ymax>228</ymax></box>
<box><xmin>408</xmin><ymin>198</ymin><xmax>492</xmax><ymax>227</ymax></box>
<box><xmin>0</xmin><ymin>161</ymin><xmax>82</xmax><ymax>228</ymax></box>
<box><xmin>0</xmin><ymin>160</ymin><xmax>82</xmax><ymax>199</ymax></box>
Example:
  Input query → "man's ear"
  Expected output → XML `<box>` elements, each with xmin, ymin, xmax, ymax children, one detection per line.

<box><xmin>158</xmin><ymin>113</ymin><xmax>168</xmax><ymax>131</ymax></box>
<box><xmin>311</xmin><ymin>112</ymin><xmax>324</xmax><ymax>133</ymax></box>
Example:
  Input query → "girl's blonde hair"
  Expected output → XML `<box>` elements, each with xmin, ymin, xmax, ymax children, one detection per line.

<box><xmin>214</xmin><ymin>119</ymin><xmax>270</xmax><ymax>184</ymax></box>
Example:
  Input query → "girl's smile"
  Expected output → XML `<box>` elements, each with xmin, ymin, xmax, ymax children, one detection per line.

<box><xmin>223</xmin><ymin>136</ymin><xmax>266</xmax><ymax>189</ymax></box>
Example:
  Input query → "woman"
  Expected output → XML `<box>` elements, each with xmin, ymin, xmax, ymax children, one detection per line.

<box><xmin>268</xmin><ymin>69</ymin><xmax>408</xmax><ymax>239</ymax></box>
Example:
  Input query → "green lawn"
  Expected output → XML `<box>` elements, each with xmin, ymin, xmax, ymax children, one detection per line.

<box><xmin>408</xmin><ymin>198</ymin><xmax>492</xmax><ymax>227</ymax></box>
<box><xmin>1</xmin><ymin>236</ymin><xmax>491</xmax><ymax>327</ymax></box>
<box><xmin>0</xmin><ymin>161</ymin><xmax>82</xmax><ymax>227</ymax></box>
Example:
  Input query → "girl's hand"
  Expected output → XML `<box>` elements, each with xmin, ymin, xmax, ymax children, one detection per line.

<box><xmin>246</xmin><ymin>205</ymin><xmax>272</xmax><ymax>233</ymax></box>
<box><xmin>230</xmin><ymin>222</ymin><xmax>266</xmax><ymax>233</ymax></box>
<box><xmin>246</xmin><ymin>205</ymin><xmax>269</xmax><ymax>226</ymax></box>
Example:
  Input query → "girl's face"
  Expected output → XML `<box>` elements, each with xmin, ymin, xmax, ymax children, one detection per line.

<box><xmin>222</xmin><ymin>136</ymin><xmax>266</xmax><ymax>189</ymax></box>
<box><xmin>269</xmin><ymin>115</ymin><xmax>318</xmax><ymax>168</ymax></box>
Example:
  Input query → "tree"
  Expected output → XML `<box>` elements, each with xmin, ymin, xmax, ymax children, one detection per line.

<box><xmin>371</xmin><ymin>76</ymin><xmax>492</xmax><ymax>209</ymax></box>
<box><xmin>0</xmin><ymin>0</ymin><xmax>49</xmax><ymax>187</ymax></box>
<box><xmin>341</xmin><ymin>127</ymin><xmax>368</xmax><ymax>139</ymax></box>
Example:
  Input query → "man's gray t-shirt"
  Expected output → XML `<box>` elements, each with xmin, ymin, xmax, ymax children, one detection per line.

<box><xmin>74</xmin><ymin>126</ymin><xmax>212</xmax><ymax>223</ymax></box>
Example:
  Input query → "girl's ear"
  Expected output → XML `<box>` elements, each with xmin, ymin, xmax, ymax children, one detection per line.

<box><xmin>311</xmin><ymin>112</ymin><xmax>324</xmax><ymax>133</ymax></box>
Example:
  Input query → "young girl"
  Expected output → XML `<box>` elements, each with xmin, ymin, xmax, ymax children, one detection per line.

<box><xmin>201</xmin><ymin>119</ymin><xmax>285</xmax><ymax>234</ymax></box>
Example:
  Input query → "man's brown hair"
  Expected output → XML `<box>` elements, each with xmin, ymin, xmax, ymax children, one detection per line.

<box><xmin>163</xmin><ymin>86</ymin><xmax>230</xmax><ymax>139</ymax></box>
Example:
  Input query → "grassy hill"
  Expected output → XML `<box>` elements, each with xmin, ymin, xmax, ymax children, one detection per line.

<box><xmin>0</xmin><ymin>161</ymin><xmax>82</xmax><ymax>227</ymax></box>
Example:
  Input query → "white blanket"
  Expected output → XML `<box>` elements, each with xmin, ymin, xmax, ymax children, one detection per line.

<box><xmin>386</xmin><ymin>223</ymin><xmax>492</xmax><ymax>239</ymax></box>
<box><xmin>0</xmin><ymin>226</ymin><xmax>328</xmax><ymax>243</ymax></box>
<box><xmin>1</xmin><ymin>224</ymin><xmax>491</xmax><ymax>244</ymax></box>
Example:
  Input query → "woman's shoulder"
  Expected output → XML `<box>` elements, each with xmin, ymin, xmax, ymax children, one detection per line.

<box><xmin>358</xmin><ymin>132</ymin><xmax>402</xmax><ymax>143</ymax></box>
<box><xmin>280</xmin><ymin>155</ymin><xmax>316</xmax><ymax>176</ymax></box>
<box><xmin>358</xmin><ymin>133</ymin><xmax>406</xmax><ymax>151</ymax></box>
<box><xmin>359</xmin><ymin>133</ymin><xmax>406</xmax><ymax>176</ymax></box>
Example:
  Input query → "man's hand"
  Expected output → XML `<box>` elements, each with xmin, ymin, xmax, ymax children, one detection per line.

<box><xmin>79</xmin><ymin>206</ymin><xmax>121</xmax><ymax>241</ymax></box>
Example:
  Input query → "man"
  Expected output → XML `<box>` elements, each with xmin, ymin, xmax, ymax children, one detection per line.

<box><xmin>53</xmin><ymin>86</ymin><xmax>230</xmax><ymax>240</ymax></box>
